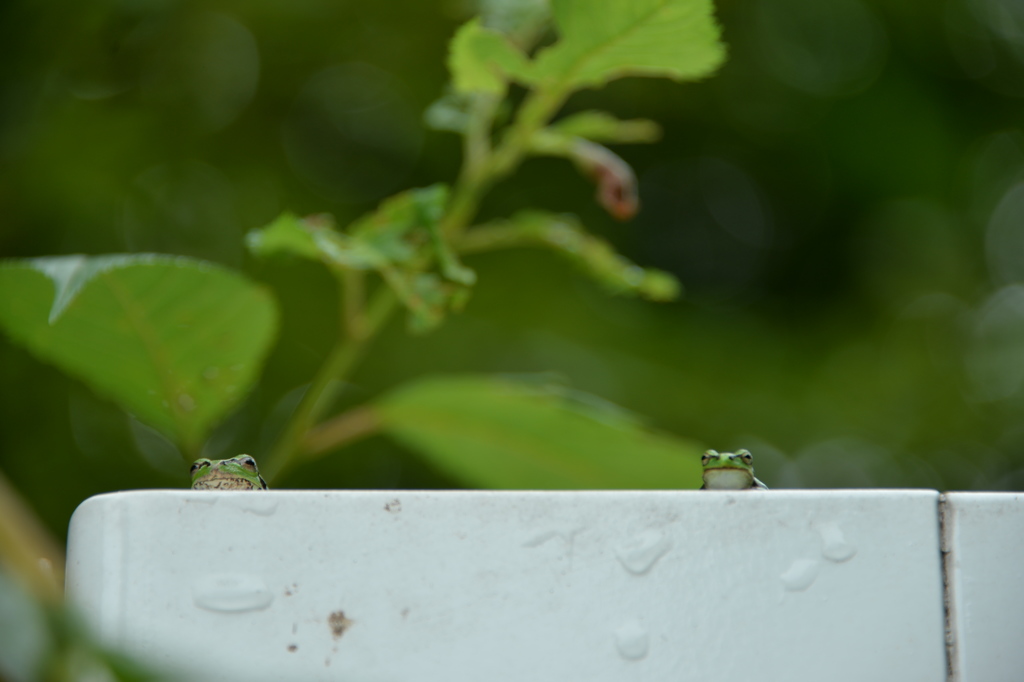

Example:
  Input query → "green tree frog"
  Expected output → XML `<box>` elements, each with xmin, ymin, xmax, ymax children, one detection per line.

<box><xmin>700</xmin><ymin>449</ymin><xmax>768</xmax><ymax>490</ymax></box>
<box><xmin>190</xmin><ymin>455</ymin><xmax>268</xmax><ymax>490</ymax></box>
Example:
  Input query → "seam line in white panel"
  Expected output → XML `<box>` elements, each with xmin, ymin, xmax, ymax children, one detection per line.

<box><xmin>939</xmin><ymin>493</ymin><xmax>958</xmax><ymax>682</ymax></box>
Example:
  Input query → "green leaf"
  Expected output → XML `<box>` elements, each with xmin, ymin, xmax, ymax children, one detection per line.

<box><xmin>375</xmin><ymin>375</ymin><xmax>703</xmax><ymax>488</ymax></box>
<box><xmin>246</xmin><ymin>213</ymin><xmax>381</xmax><ymax>270</ymax></box>
<box><xmin>409</xmin><ymin>273</ymin><xmax>468</xmax><ymax>333</ymax></box>
<box><xmin>351</xmin><ymin>185</ymin><xmax>476</xmax><ymax>332</ymax></box>
<box><xmin>549</xmin><ymin>110</ymin><xmax>662</xmax><ymax>144</ymax></box>
<box><xmin>528</xmin><ymin>135</ymin><xmax>640</xmax><ymax>220</ymax></box>
<box><xmin>449</xmin><ymin>18</ymin><xmax>532</xmax><ymax>95</ymax></box>
<box><xmin>458</xmin><ymin>211</ymin><xmax>681</xmax><ymax>300</ymax></box>
<box><xmin>349</xmin><ymin>184</ymin><xmax>449</xmax><ymax>263</ymax></box>
<box><xmin>532</xmin><ymin>0</ymin><xmax>726</xmax><ymax>89</ymax></box>
<box><xmin>250</xmin><ymin>187</ymin><xmax>473</xmax><ymax>334</ymax></box>
<box><xmin>244</xmin><ymin>212</ymin><xmax>323</xmax><ymax>261</ymax></box>
<box><xmin>423</xmin><ymin>91</ymin><xmax>473</xmax><ymax>133</ymax></box>
<box><xmin>248</xmin><ymin>187</ymin><xmax>453</xmax><ymax>271</ymax></box>
<box><xmin>0</xmin><ymin>255</ymin><xmax>278</xmax><ymax>453</ymax></box>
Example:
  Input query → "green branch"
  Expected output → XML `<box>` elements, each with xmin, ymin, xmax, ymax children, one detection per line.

<box><xmin>0</xmin><ymin>468</ymin><xmax>63</xmax><ymax>602</ymax></box>
<box><xmin>440</xmin><ymin>85</ymin><xmax>571</xmax><ymax>240</ymax></box>
<box><xmin>303</xmin><ymin>405</ymin><xmax>382</xmax><ymax>458</ymax></box>
<box><xmin>263</xmin><ymin>286</ymin><xmax>397</xmax><ymax>482</ymax></box>
<box><xmin>264</xmin><ymin>78</ymin><xmax>575</xmax><ymax>481</ymax></box>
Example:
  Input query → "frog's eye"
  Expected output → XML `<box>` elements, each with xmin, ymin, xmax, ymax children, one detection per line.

<box><xmin>739</xmin><ymin>452</ymin><xmax>753</xmax><ymax>464</ymax></box>
<box><xmin>701</xmin><ymin>454</ymin><xmax>712</xmax><ymax>465</ymax></box>
<box><xmin>190</xmin><ymin>460</ymin><xmax>210</xmax><ymax>474</ymax></box>
<box><xmin>238</xmin><ymin>456</ymin><xmax>258</xmax><ymax>471</ymax></box>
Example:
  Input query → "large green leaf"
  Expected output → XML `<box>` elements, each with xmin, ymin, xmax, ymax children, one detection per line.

<box><xmin>0</xmin><ymin>255</ymin><xmax>277</xmax><ymax>453</ymax></box>
<box><xmin>375</xmin><ymin>375</ymin><xmax>703</xmax><ymax>488</ymax></box>
<box><xmin>531</xmin><ymin>0</ymin><xmax>725</xmax><ymax>89</ymax></box>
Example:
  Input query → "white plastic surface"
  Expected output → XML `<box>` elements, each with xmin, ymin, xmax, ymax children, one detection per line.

<box><xmin>66</xmin><ymin>490</ymin><xmax>947</xmax><ymax>682</ymax></box>
<box><xmin>943</xmin><ymin>492</ymin><xmax>1024</xmax><ymax>682</ymax></box>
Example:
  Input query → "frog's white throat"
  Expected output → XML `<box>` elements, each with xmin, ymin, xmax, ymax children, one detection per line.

<box><xmin>193</xmin><ymin>475</ymin><xmax>262</xmax><ymax>490</ymax></box>
<box><xmin>703</xmin><ymin>467</ymin><xmax>754</xmax><ymax>490</ymax></box>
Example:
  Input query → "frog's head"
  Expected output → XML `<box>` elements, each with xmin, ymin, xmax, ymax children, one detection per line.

<box><xmin>701</xmin><ymin>449</ymin><xmax>755</xmax><ymax>490</ymax></box>
<box><xmin>190</xmin><ymin>455</ymin><xmax>268</xmax><ymax>490</ymax></box>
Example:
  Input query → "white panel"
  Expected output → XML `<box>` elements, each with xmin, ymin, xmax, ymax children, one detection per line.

<box><xmin>943</xmin><ymin>492</ymin><xmax>1024</xmax><ymax>682</ymax></box>
<box><xmin>66</xmin><ymin>490</ymin><xmax>946</xmax><ymax>682</ymax></box>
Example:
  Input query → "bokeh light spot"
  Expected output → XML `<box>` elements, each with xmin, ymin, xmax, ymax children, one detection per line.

<box><xmin>754</xmin><ymin>0</ymin><xmax>887</xmax><ymax>97</ymax></box>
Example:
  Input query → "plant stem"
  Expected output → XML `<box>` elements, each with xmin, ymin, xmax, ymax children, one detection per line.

<box><xmin>303</xmin><ymin>405</ymin><xmax>382</xmax><ymax>458</ymax></box>
<box><xmin>341</xmin><ymin>269</ymin><xmax>365</xmax><ymax>340</ymax></box>
<box><xmin>0</xmin><ymin>468</ymin><xmax>63</xmax><ymax>602</ymax></box>
<box><xmin>441</xmin><ymin>84</ymin><xmax>570</xmax><ymax>240</ymax></box>
<box><xmin>489</xmin><ymin>85</ymin><xmax>570</xmax><ymax>180</ymax></box>
<box><xmin>263</xmin><ymin>286</ymin><xmax>397</xmax><ymax>482</ymax></box>
<box><xmin>463</xmin><ymin>94</ymin><xmax>498</xmax><ymax>180</ymax></box>
<box><xmin>439</xmin><ymin>177</ymin><xmax>488</xmax><ymax>240</ymax></box>
<box><xmin>265</xmin><ymin>82</ymin><xmax>571</xmax><ymax>481</ymax></box>
<box><xmin>455</xmin><ymin>221</ymin><xmax>537</xmax><ymax>254</ymax></box>
<box><xmin>438</xmin><ymin>94</ymin><xmax>502</xmax><ymax>239</ymax></box>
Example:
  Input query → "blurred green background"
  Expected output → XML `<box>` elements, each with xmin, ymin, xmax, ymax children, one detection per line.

<box><xmin>2</xmin><ymin>0</ymin><xmax>1024</xmax><ymax>546</ymax></box>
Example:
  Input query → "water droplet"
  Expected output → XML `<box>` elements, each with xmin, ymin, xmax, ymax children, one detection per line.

<box><xmin>614</xmin><ymin>619</ymin><xmax>649</xmax><ymax>660</ymax></box>
<box><xmin>523</xmin><ymin>526</ymin><xmax>584</xmax><ymax>548</ymax></box>
<box><xmin>818</xmin><ymin>523</ymin><xmax>857</xmax><ymax>563</ymax></box>
<box><xmin>523</xmin><ymin>530</ymin><xmax>559</xmax><ymax>548</ymax></box>
<box><xmin>192</xmin><ymin>573</ymin><xmax>273</xmax><ymax>612</ymax></box>
<box><xmin>780</xmin><ymin>559</ymin><xmax>819</xmax><ymax>592</ymax></box>
<box><xmin>177</xmin><ymin>393</ymin><xmax>196</xmax><ymax>412</ymax></box>
<box><xmin>236</xmin><ymin>498</ymin><xmax>278</xmax><ymax>516</ymax></box>
<box><xmin>615</xmin><ymin>529</ymin><xmax>670</xmax><ymax>575</ymax></box>
<box><xmin>203</xmin><ymin>366</ymin><xmax>221</xmax><ymax>380</ymax></box>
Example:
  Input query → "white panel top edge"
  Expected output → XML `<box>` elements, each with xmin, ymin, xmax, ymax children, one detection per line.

<box><xmin>70</xmin><ymin>487</ymin><xmax>944</xmax><ymax>507</ymax></box>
